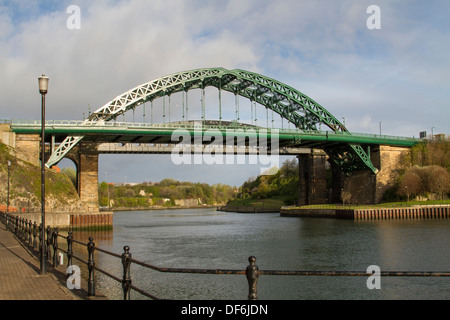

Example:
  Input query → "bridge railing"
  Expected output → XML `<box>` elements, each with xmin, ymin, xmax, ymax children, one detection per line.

<box><xmin>7</xmin><ymin>119</ymin><xmax>419</xmax><ymax>142</ymax></box>
<box><xmin>2</xmin><ymin>210</ymin><xmax>449</xmax><ymax>300</ymax></box>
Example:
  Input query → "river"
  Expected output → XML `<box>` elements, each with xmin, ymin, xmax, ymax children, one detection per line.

<box><xmin>68</xmin><ymin>208</ymin><xmax>450</xmax><ymax>300</ymax></box>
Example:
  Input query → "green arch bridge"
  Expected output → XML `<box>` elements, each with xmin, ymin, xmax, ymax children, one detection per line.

<box><xmin>12</xmin><ymin>67</ymin><xmax>418</xmax><ymax>173</ymax></box>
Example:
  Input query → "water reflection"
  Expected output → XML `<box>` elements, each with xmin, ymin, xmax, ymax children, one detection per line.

<box><xmin>64</xmin><ymin>209</ymin><xmax>450</xmax><ymax>300</ymax></box>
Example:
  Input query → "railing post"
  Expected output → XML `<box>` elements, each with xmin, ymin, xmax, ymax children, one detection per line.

<box><xmin>20</xmin><ymin>218</ymin><xmax>24</xmax><ymax>239</ymax></box>
<box><xmin>52</xmin><ymin>228</ymin><xmax>59</xmax><ymax>267</ymax></box>
<box><xmin>38</xmin><ymin>224</ymin><xmax>42</xmax><ymax>253</ymax></box>
<box><xmin>246</xmin><ymin>256</ymin><xmax>259</xmax><ymax>300</ymax></box>
<box><xmin>66</xmin><ymin>231</ymin><xmax>73</xmax><ymax>270</ymax></box>
<box><xmin>46</xmin><ymin>226</ymin><xmax>52</xmax><ymax>261</ymax></box>
<box><xmin>19</xmin><ymin>218</ymin><xmax>23</xmax><ymax>238</ymax></box>
<box><xmin>122</xmin><ymin>246</ymin><xmax>132</xmax><ymax>300</ymax></box>
<box><xmin>33</xmin><ymin>222</ymin><xmax>37</xmax><ymax>249</ymax></box>
<box><xmin>24</xmin><ymin>219</ymin><xmax>27</xmax><ymax>240</ymax></box>
<box><xmin>87</xmin><ymin>237</ymin><xmax>96</xmax><ymax>296</ymax></box>
<box><xmin>28</xmin><ymin>220</ymin><xmax>33</xmax><ymax>245</ymax></box>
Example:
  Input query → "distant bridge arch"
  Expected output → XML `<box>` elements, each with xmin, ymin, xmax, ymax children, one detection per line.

<box><xmin>46</xmin><ymin>67</ymin><xmax>377</xmax><ymax>173</ymax></box>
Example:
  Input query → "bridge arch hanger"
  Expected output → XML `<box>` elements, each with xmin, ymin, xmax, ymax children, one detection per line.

<box><xmin>46</xmin><ymin>67</ymin><xmax>378</xmax><ymax>174</ymax></box>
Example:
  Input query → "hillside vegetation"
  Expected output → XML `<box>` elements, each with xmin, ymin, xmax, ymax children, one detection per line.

<box><xmin>0</xmin><ymin>142</ymin><xmax>80</xmax><ymax>212</ymax></box>
<box><xmin>395</xmin><ymin>139</ymin><xmax>450</xmax><ymax>201</ymax></box>
<box><xmin>227</xmin><ymin>158</ymin><xmax>300</xmax><ymax>207</ymax></box>
<box><xmin>98</xmin><ymin>178</ymin><xmax>237</xmax><ymax>208</ymax></box>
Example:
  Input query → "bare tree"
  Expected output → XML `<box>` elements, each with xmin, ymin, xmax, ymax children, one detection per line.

<box><xmin>429</xmin><ymin>166</ymin><xmax>450</xmax><ymax>200</ymax></box>
<box><xmin>398</xmin><ymin>169</ymin><xmax>422</xmax><ymax>202</ymax></box>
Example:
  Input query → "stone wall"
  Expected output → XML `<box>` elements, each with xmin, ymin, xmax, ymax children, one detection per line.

<box><xmin>374</xmin><ymin>145</ymin><xmax>409</xmax><ymax>203</ymax></box>
<box><xmin>343</xmin><ymin>145</ymin><xmax>410</xmax><ymax>204</ymax></box>
<box><xmin>78</xmin><ymin>152</ymin><xmax>99</xmax><ymax>211</ymax></box>
<box><xmin>15</xmin><ymin>134</ymin><xmax>41</xmax><ymax>166</ymax></box>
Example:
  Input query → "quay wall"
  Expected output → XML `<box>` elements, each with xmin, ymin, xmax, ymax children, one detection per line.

<box><xmin>6</xmin><ymin>211</ymin><xmax>113</xmax><ymax>229</ymax></box>
<box><xmin>219</xmin><ymin>206</ymin><xmax>280</xmax><ymax>213</ymax></box>
<box><xmin>281</xmin><ymin>206</ymin><xmax>450</xmax><ymax>220</ymax></box>
<box><xmin>351</xmin><ymin>206</ymin><xmax>449</xmax><ymax>220</ymax></box>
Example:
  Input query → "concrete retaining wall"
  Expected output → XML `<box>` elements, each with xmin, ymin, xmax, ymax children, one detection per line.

<box><xmin>9</xmin><ymin>211</ymin><xmax>113</xmax><ymax>229</ymax></box>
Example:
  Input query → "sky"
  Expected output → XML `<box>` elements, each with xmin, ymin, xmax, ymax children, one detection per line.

<box><xmin>1</xmin><ymin>0</ymin><xmax>449</xmax><ymax>186</ymax></box>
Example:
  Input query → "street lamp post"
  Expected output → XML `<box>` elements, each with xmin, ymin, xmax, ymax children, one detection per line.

<box><xmin>7</xmin><ymin>160</ymin><xmax>11</xmax><ymax>213</ymax></box>
<box><xmin>38</xmin><ymin>74</ymin><xmax>49</xmax><ymax>275</ymax></box>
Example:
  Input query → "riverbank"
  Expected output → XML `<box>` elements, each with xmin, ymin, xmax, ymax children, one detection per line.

<box><xmin>218</xmin><ymin>206</ymin><xmax>280</xmax><ymax>213</ymax></box>
<box><xmin>101</xmin><ymin>204</ymin><xmax>220</xmax><ymax>212</ymax></box>
<box><xmin>281</xmin><ymin>204</ymin><xmax>450</xmax><ymax>220</ymax></box>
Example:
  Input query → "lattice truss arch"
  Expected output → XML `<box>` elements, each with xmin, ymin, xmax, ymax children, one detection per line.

<box><xmin>46</xmin><ymin>67</ymin><xmax>378</xmax><ymax>173</ymax></box>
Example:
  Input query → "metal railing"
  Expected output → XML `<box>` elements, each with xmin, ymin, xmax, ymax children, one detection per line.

<box><xmin>6</xmin><ymin>118</ymin><xmax>419</xmax><ymax>142</ymax></box>
<box><xmin>2</xmin><ymin>211</ymin><xmax>449</xmax><ymax>300</ymax></box>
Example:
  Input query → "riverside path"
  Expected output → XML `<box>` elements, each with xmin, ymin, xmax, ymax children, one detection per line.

<box><xmin>0</xmin><ymin>223</ymin><xmax>86</xmax><ymax>300</ymax></box>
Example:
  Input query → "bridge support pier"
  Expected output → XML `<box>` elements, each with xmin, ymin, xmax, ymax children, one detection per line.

<box><xmin>297</xmin><ymin>153</ymin><xmax>328</xmax><ymax>205</ymax></box>
<box><xmin>78</xmin><ymin>153</ymin><xmax>99</xmax><ymax>212</ymax></box>
<box><xmin>67</xmin><ymin>143</ymin><xmax>100</xmax><ymax>212</ymax></box>
<box><xmin>340</xmin><ymin>145</ymin><xmax>409</xmax><ymax>204</ymax></box>
<box><xmin>297</xmin><ymin>145</ymin><xmax>410</xmax><ymax>206</ymax></box>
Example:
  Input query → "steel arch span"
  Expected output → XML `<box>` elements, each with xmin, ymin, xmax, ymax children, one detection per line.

<box><xmin>46</xmin><ymin>67</ymin><xmax>378</xmax><ymax>173</ymax></box>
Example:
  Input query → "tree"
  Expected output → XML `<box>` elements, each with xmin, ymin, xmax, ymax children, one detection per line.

<box><xmin>398</xmin><ymin>168</ymin><xmax>422</xmax><ymax>201</ymax></box>
<box><xmin>429</xmin><ymin>166</ymin><xmax>450</xmax><ymax>200</ymax></box>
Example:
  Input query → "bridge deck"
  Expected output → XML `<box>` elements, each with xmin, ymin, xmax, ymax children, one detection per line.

<box><xmin>9</xmin><ymin>120</ymin><xmax>419</xmax><ymax>148</ymax></box>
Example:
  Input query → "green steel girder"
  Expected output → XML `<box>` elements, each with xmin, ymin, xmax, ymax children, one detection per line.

<box><xmin>46</xmin><ymin>67</ymin><xmax>377</xmax><ymax>173</ymax></box>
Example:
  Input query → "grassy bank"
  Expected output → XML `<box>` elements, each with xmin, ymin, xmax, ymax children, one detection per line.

<box><xmin>225</xmin><ymin>196</ymin><xmax>450</xmax><ymax>212</ymax></box>
<box><xmin>224</xmin><ymin>196</ymin><xmax>286</xmax><ymax>209</ymax></box>
<box><xmin>295</xmin><ymin>199</ymin><xmax>450</xmax><ymax>210</ymax></box>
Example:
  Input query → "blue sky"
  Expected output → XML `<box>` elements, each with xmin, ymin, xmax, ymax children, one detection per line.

<box><xmin>1</xmin><ymin>0</ymin><xmax>449</xmax><ymax>186</ymax></box>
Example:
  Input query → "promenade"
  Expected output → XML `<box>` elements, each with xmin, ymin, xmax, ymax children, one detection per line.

<box><xmin>0</xmin><ymin>223</ymin><xmax>87</xmax><ymax>300</ymax></box>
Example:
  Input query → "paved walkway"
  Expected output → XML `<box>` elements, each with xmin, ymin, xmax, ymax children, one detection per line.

<box><xmin>0</xmin><ymin>223</ymin><xmax>87</xmax><ymax>300</ymax></box>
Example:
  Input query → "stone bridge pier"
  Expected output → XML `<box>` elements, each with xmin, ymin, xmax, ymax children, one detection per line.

<box><xmin>65</xmin><ymin>143</ymin><xmax>99</xmax><ymax>212</ymax></box>
<box><xmin>297</xmin><ymin>152</ymin><xmax>328</xmax><ymax>205</ymax></box>
<box><xmin>297</xmin><ymin>145</ymin><xmax>410</xmax><ymax>205</ymax></box>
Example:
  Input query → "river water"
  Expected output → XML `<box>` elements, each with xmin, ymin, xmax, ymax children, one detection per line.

<box><xmin>68</xmin><ymin>208</ymin><xmax>449</xmax><ymax>300</ymax></box>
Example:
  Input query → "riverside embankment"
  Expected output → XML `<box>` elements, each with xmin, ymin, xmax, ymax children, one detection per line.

<box><xmin>281</xmin><ymin>205</ymin><xmax>450</xmax><ymax>220</ymax></box>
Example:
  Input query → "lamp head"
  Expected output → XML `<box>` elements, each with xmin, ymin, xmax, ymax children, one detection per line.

<box><xmin>38</xmin><ymin>75</ymin><xmax>49</xmax><ymax>94</ymax></box>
